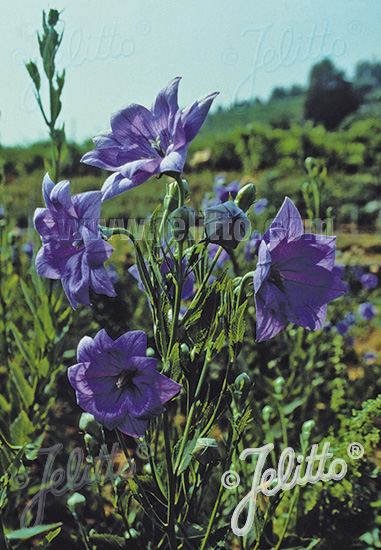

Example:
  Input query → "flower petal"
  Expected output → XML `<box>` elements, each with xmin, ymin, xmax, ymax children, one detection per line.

<box><xmin>182</xmin><ymin>92</ymin><xmax>219</xmax><ymax>142</ymax></box>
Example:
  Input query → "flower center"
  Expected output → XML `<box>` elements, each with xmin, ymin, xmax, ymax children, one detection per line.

<box><xmin>268</xmin><ymin>268</ymin><xmax>285</xmax><ymax>291</ymax></box>
<box><xmin>72</xmin><ymin>230</ymin><xmax>84</xmax><ymax>250</ymax></box>
<box><xmin>116</xmin><ymin>371</ymin><xmax>135</xmax><ymax>389</ymax></box>
<box><xmin>148</xmin><ymin>136</ymin><xmax>166</xmax><ymax>158</ymax></box>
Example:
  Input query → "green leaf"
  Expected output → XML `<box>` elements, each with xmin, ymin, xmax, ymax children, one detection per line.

<box><xmin>177</xmin><ymin>437</ymin><xmax>197</xmax><ymax>474</ymax></box>
<box><xmin>25</xmin><ymin>61</ymin><xmax>41</xmax><ymax>91</ymax></box>
<box><xmin>9</xmin><ymin>358</ymin><xmax>35</xmax><ymax>408</ymax></box>
<box><xmin>36</xmin><ymin>527</ymin><xmax>61</xmax><ymax>548</ymax></box>
<box><xmin>228</xmin><ymin>301</ymin><xmax>247</xmax><ymax>360</ymax></box>
<box><xmin>8</xmin><ymin>322</ymin><xmax>36</xmax><ymax>374</ymax></box>
<box><xmin>6</xmin><ymin>523</ymin><xmax>62</xmax><ymax>541</ymax></box>
<box><xmin>169</xmin><ymin>343</ymin><xmax>183</xmax><ymax>383</ymax></box>
<box><xmin>10</xmin><ymin>411</ymin><xmax>34</xmax><ymax>446</ymax></box>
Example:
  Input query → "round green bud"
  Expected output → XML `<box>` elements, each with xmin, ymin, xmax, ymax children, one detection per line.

<box><xmin>302</xmin><ymin>419</ymin><xmax>315</xmax><ymax>436</ymax></box>
<box><xmin>169</xmin><ymin>206</ymin><xmax>195</xmax><ymax>242</ymax></box>
<box><xmin>274</xmin><ymin>376</ymin><xmax>285</xmax><ymax>395</ymax></box>
<box><xmin>234</xmin><ymin>183</ymin><xmax>256</xmax><ymax>213</ymax></box>
<box><xmin>79</xmin><ymin>412</ymin><xmax>102</xmax><ymax>438</ymax></box>
<box><xmin>262</xmin><ymin>405</ymin><xmax>272</xmax><ymax>422</ymax></box>
<box><xmin>234</xmin><ymin>373</ymin><xmax>252</xmax><ymax>398</ymax></box>
<box><xmin>163</xmin><ymin>179</ymin><xmax>190</xmax><ymax>213</ymax></box>
<box><xmin>146</xmin><ymin>347</ymin><xmax>156</xmax><ymax>358</ymax></box>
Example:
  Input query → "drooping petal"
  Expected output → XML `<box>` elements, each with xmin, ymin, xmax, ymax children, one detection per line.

<box><xmin>61</xmin><ymin>252</ymin><xmax>91</xmax><ymax>309</ymax></box>
<box><xmin>85</xmin><ymin>239</ymin><xmax>115</xmax><ymax>268</ymax></box>
<box><xmin>90</xmin><ymin>266</ymin><xmax>117</xmax><ymax>297</ymax></box>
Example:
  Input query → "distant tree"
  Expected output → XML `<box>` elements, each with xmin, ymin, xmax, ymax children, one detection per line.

<box><xmin>304</xmin><ymin>59</ymin><xmax>360</xmax><ymax>130</ymax></box>
<box><xmin>289</xmin><ymin>84</ymin><xmax>304</xmax><ymax>96</ymax></box>
<box><xmin>354</xmin><ymin>60</ymin><xmax>381</xmax><ymax>93</ymax></box>
<box><xmin>270</xmin><ymin>87</ymin><xmax>287</xmax><ymax>101</ymax></box>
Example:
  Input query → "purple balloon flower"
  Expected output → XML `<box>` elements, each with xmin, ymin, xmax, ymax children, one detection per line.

<box><xmin>335</xmin><ymin>320</ymin><xmax>350</xmax><ymax>336</ymax></box>
<box><xmin>254</xmin><ymin>197</ymin><xmax>347</xmax><ymax>342</ymax></box>
<box><xmin>213</xmin><ymin>180</ymin><xmax>240</xmax><ymax>204</ymax></box>
<box><xmin>34</xmin><ymin>174</ymin><xmax>116</xmax><ymax>309</ymax></box>
<box><xmin>68</xmin><ymin>329</ymin><xmax>181</xmax><ymax>437</ymax></box>
<box><xmin>253</xmin><ymin>198</ymin><xmax>268</xmax><ymax>215</ymax></box>
<box><xmin>360</xmin><ymin>273</ymin><xmax>378</xmax><ymax>289</ymax></box>
<box><xmin>23</xmin><ymin>241</ymin><xmax>34</xmax><ymax>260</ymax></box>
<box><xmin>358</xmin><ymin>302</ymin><xmax>376</xmax><ymax>320</ymax></box>
<box><xmin>81</xmin><ymin>77</ymin><xmax>218</xmax><ymax>201</ymax></box>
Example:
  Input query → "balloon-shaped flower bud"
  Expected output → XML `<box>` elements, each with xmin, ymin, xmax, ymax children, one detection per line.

<box><xmin>262</xmin><ymin>405</ymin><xmax>272</xmax><ymax>422</ymax></box>
<box><xmin>67</xmin><ymin>493</ymin><xmax>86</xmax><ymax>517</ymax></box>
<box><xmin>234</xmin><ymin>183</ymin><xmax>256</xmax><ymax>213</ymax></box>
<box><xmin>169</xmin><ymin>206</ymin><xmax>195</xmax><ymax>242</ymax></box>
<box><xmin>79</xmin><ymin>412</ymin><xmax>103</xmax><ymax>439</ymax></box>
<box><xmin>164</xmin><ymin>179</ymin><xmax>190</xmax><ymax>213</ymax></box>
<box><xmin>234</xmin><ymin>373</ymin><xmax>252</xmax><ymax>404</ymax></box>
<box><xmin>274</xmin><ymin>376</ymin><xmax>285</xmax><ymax>396</ymax></box>
<box><xmin>192</xmin><ymin>438</ymin><xmax>221</xmax><ymax>465</ymax></box>
<box><xmin>204</xmin><ymin>201</ymin><xmax>250</xmax><ymax>250</ymax></box>
<box><xmin>302</xmin><ymin>419</ymin><xmax>315</xmax><ymax>437</ymax></box>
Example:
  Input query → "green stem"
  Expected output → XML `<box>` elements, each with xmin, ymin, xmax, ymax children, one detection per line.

<box><xmin>115</xmin><ymin>431</ymin><xmax>166</xmax><ymax>530</ymax></box>
<box><xmin>167</xmin><ymin>174</ymin><xmax>185</xmax><ymax>355</ymax></box>
<box><xmin>199</xmin><ymin>429</ymin><xmax>237</xmax><ymax>550</ymax></box>
<box><xmin>163</xmin><ymin>411</ymin><xmax>177</xmax><ymax>550</ymax></box>
<box><xmin>235</xmin><ymin>271</ymin><xmax>255</xmax><ymax>313</ymax></box>
<box><xmin>174</xmin><ymin>352</ymin><xmax>211</xmax><ymax>475</ymax></box>
<box><xmin>180</xmin><ymin>245</ymin><xmax>223</xmax><ymax>326</ymax></box>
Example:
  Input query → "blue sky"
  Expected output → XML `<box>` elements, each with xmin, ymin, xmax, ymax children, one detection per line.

<box><xmin>1</xmin><ymin>0</ymin><xmax>380</xmax><ymax>146</ymax></box>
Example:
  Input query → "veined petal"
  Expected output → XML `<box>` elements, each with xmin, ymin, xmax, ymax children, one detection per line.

<box><xmin>85</xmin><ymin>239</ymin><xmax>115</xmax><ymax>268</ymax></box>
<box><xmin>114</xmin><ymin>330</ymin><xmax>148</xmax><ymax>358</ymax></box>
<box><xmin>72</xmin><ymin>191</ymin><xmax>102</xmax><ymax>222</ymax></box>
<box><xmin>151</xmin><ymin>77</ymin><xmax>181</xmax><ymax>132</ymax></box>
<box><xmin>262</xmin><ymin>197</ymin><xmax>304</xmax><ymax>250</ymax></box>
<box><xmin>182</xmin><ymin>92</ymin><xmax>219</xmax><ymax>142</ymax></box>
<box><xmin>110</xmin><ymin>103</ymin><xmax>154</xmax><ymax>143</ymax></box>
<box><xmin>93</xmin><ymin>130</ymin><xmax>120</xmax><ymax>148</ymax></box>
<box><xmin>101</xmin><ymin>172</ymin><xmax>136</xmax><ymax>202</ymax></box>
<box><xmin>49</xmin><ymin>179</ymin><xmax>77</xmax><ymax>217</ymax></box>
<box><xmin>255</xmin><ymin>289</ymin><xmax>287</xmax><ymax>342</ymax></box>
<box><xmin>117</xmin><ymin>413</ymin><xmax>149</xmax><ymax>438</ymax></box>
<box><xmin>253</xmin><ymin>241</ymin><xmax>272</xmax><ymax>293</ymax></box>
<box><xmin>81</xmin><ymin>146</ymin><xmax>125</xmax><ymax>171</ymax></box>
<box><xmin>90</xmin><ymin>266</ymin><xmax>117</xmax><ymax>297</ymax></box>
<box><xmin>61</xmin><ymin>251</ymin><xmax>91</xmax><ymax>309</ymax></box>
